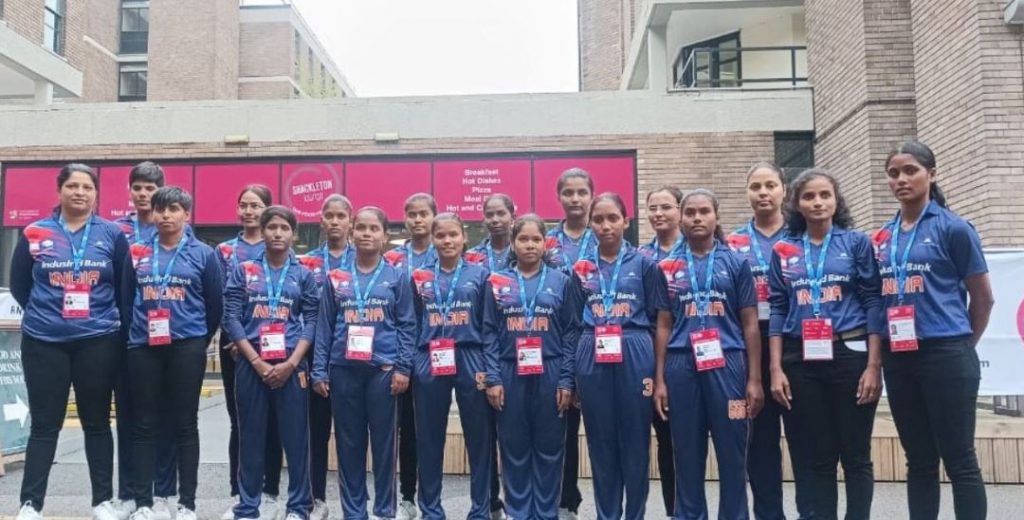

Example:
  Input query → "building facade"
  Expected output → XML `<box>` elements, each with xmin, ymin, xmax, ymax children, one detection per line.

<box><xmin>584</xmin><ymin>0</ymin><xmax>1024</xmax><ymax>245</ymax></box>
<box><xmin>0</xmin><ymin>0</ymin><xmax>353</xmax><ymax>104</ymax></box>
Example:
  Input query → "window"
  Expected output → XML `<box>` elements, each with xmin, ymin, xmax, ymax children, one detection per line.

<box><xmin>1</xmin><ymin>0</ymin><xmax>6</xmax><ymax>20</ymax></box>
<box><xmin>774</xmin><ymin>131</ymin><xmax>815</xmax><ymax>182</ymax></box>
<box><xmin>43</xmin><ymin>0</ymin><xmax>65</xmax><ymax>55</ymax></box>
<box><xmin>119</xmin><ymin>62</ymin><xmax>148</xmax><ymax>102</ymax></box>
<box><xmin>120</xmin><ymin>1</ymin><xmax>150</xmax><ymax>54</ymax></box>
<box><xmin>676</xmin><ymin>32</ymin><xmax>741</xmax><ymax>88</ymax></box>
<box><xmin>293</xmin><ymin>30</ymin><xmax>301</xmax><ymax>76</ymax></box>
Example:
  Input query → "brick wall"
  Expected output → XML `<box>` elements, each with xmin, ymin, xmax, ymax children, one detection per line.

<box><xmin>806</xmin><ymin>0</ymin><xmax>916</xmax><ymax>231</ymax></box>
<box><xmin>578</xmin><ymin>0</ymin><xmax>625</xmax><ymax>91</ymax></box>
<box><xmin>239</xmin><ymin>21</ymin><xmax>292</xmax><ymax>78</ymax></box>
<box><xmin>80</xmin><ymin>0</ymin><xmax>120</xmax><ymax>102</ymax></box>
<box><xmin>0</xmin><ymin>132</ymin><xmax>775</xmax><ymax>239</ymax></box>
<box><xmin>238</xmin><ymin>80</ymin><xmax>293</xmax><ymax>100</ymax></box>
<box><xmin>148</xmin><ymin>0</ymin><xmax>238</xmax><ymax>101</ymax></box>
<box><xmin>3</xmin><ymin>0</ymin><xmax>43</xmax><ymax>45</ymax></box>
<box><xmin>910</xmin><ymin>0</ymin><xmax>1024</xmax><ymax>246</ymax></box>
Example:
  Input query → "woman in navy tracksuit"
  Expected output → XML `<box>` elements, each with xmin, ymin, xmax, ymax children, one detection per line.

<box><xmin>486</xmin><ymin>214</ymin><xmax>581</xmax><ymax>520</ymax></box>
<box><xmin>313</xmin><ymin>206</ymin><xmax>417</xmax><ymax>520</ymax></box>
<box><xmin>768</xmin><ymin>169</ymin><xmax>883</xmax><ymax>520</ymax></box>
<box><xmin>385</xmin><ymin>193</ymin><xmax>438</xmax><ymax>520</ymax></box>
<box><xmin>638</xmin><ymin>186</ymin><xmax>683</xmax><ymax>517</ymax></box>
<box><xmin>875</xmin><ymin>140</ymin><xmax>992</xmax><ymax>520</ymax></box>
<box><xmin>122</xmin><ymin>187</ymin><xmax>224</xmax><ymax>520</ymax></box>
<box><xmin>466</xmin><ymin>194</ymin><xmax>515</xmax><ymax>273</ymax></box>
<box><xmin>726</xmin><ymin>163</ymin><xmax>814</xmax><ymax>520</ymax></box>
<box><xmin>10</xmin><ymin>164</ymin><xmax>130</xmax><ymax>520</ymax></box>
<box><xmin>411</xmin><ymin>213</ymin><xmax>498</xmax><ymax>519</ymax></box>
<box><xmin>224</xmin><ymin>206</ymin><xmax>320</xmax><ymax>520</ymax></box>
<box><xmin>653</xmin><ymin>189</ymin><xmax>764</xmax><ymax>520</ymax></box>
<box><xmin>297</xmin><ymin>194</ymin><xmax>354</xmax><ymax>520</ymax></box>
<box><xmin>544</xmin><ymin>168</ymin><xmax>596</xmax><ymax>519</ymax></box>
<box><xmin>216</xmin><ymin>185</ymin><xmax>283</xmax><ymax>520</ymax></box>
<box><xmin>573</xmin><ymin>193</ymin><xmax>671</xmax><ymax>520</ymax></box>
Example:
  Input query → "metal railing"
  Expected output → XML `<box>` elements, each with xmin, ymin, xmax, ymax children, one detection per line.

<box><xmin>673</xmin><ymin>45</ymin><xmax>808</xmax><ymax>89</ymax></box>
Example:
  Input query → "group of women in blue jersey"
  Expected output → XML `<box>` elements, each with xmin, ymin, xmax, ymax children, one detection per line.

<box><xmin>9</xmin><ymin>137</ymin><xmax>993</xmax><ymax>520</ymax></box>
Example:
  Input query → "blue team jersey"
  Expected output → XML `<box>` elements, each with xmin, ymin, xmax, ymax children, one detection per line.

<box><xmin>768</xmin><ymin>228</ymin><xmax>883</xmax><ymax>337</ymax></box>
<box><xmin>485</xmin><ymin>266</ymin><xmax>582</xmax><ymax>389</ymax></box>
<box><xmin>126</xmin><ymin>234</ymin><xmax>223</xmax><ymax>347</ymax></box>
<box><xmin>114</xmin><ymin>213</ymin><xmax>157</xmax><ymax>245</ymax></box>
<box><xmin>638</xmin><ymin>236</ymin><xmax>684</xmax><ymax>263</ymax></box>
<box><xmin>298</xmin><ymin>243</ymin><xmax>355</xmax><ymax>289</ymax></box>
<box><xmin>544</xmin><ymin>223</ymin><xmax>598</xmax><ymax>272</ymax></box>
<box><xmin>412</xmin><ymin>261</ymin><xmax>497</xmax><ymax>348</ymax></box>
<box><xmin>216</xmin><ymin>234</ymin><xmax>266</xmax><ymax>282</ymax></box>
<box><xmin>571</xmin><ymin>245</ymin><xmax>671</xmax><ymax>330</ymax></box>
<box><xmin>661</xmin><ymin>243</ymin><xmax>757</xmax><ymax>350</ymax></box>
<box><xmin>384</xmin><ymin>242</ymin><xmax>438</xmax><ymax>277</ymax></box>
<box><xmin>312</xmin><ymin>260</ymin><xmax>417</xmax><ymax>382</ymax></box>
<box><xmin>465</xmin><ymin>238</ymin><xmax>511</xmax><ymax>273</ymax></box>
<box><xmin>13</xmin><ymin>215</ymin><xmax>128</xmax><ymax>342</ymax></box>
<box><xmin>223</xmin><ymin>253</ymin><xmax>319</xmax><ymax>353</ymax></box>
<box><xmin>873</xmin><ymin>202</ymin><xmax>987</xmax><ymax>340</ymax></box>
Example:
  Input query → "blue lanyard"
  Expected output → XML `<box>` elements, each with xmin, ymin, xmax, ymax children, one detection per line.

<box><xmin>58</xmin><ymin>215</ymin><xmax>93</xmax><ymax>277</ymax></box>
<box><xmin>132</xmin><ymin>215</ymin><xmax>142</xmax><ymax>245</ymax></box>
<box><xmin>229</xmin><ymin>238</ymin><xmax>240</xmax><ymax>268</ymax></box>
<box><xmin>684</xmin><ymin>243</ymin><xmax>717</xmax><ymax>329</ymax></box>
<box><xmin>151</xmin><ymin>235</ymin><xmax>188</xmax><ymax>307</ymax></box>
<box><xmin>746</xmin><ymin>220</ymin><xmax>769</xmax><ymax>273</ymax></box>
<box><xmin>352</xmin><ymin>260</ymin><xmax>386</xmax><ymax>320</ymax></box>
<box><xmin>890</xmin><ymin>209</ymin><xmax>924</xmax><ymax>305</ymax></box>
<box><xmin>647</xmin><ymin>234</ymin><xmax>684</xmax><ymax>261</ymax></box>
<box><xmin>406</xmin><ymin>243</ymin><xmax>434</xmax><ymax>277</ymax></box>
<box><xmin>262</xmin><ymin>257</ymin><xmax>291</xmax><ymax>321</ymax></box>
<box><xmin>486</xmin><ymin>241</ymin><xmax>508</xmax><ymax>273</ymax></box>
<box><xmin>517</xmin><ymin>265</ymin><xmax>548</xmax><ymax>333</ymax></box>
<box><xmin>433</xmin><ymin>259</ymin><xmax>464</xmax><ymax>335</ymax></box>
<box><xmin>802</xmin><ymin>229</ymin><xmax>834</xmax><ymax>317</ymax></box>
<box><xmin>559</xmin><ymin>227</ymin><xmax>592</xmax><ymax>266</ymax></box>
<box><xmin>596</xmin><ymin>246</ymin><xmax>626</xmax><ymax>323</ymax></box>
<box><xmin>321</xmin><ymin>243</ymin><xmax>353</xmax><ymax>271</ymax></box>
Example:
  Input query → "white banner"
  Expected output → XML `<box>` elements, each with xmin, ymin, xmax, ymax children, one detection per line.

<box><xmin>975</xmin><ymin>250</ymin><xmax>1024</xmax><ymax>395</ymax></box>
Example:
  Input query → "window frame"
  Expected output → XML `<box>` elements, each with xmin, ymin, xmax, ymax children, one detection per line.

<box><xmin>676</xmin><ymin>31</ymin><xmax>742</xmax><ymax>88</ymax></box>
<box><xmin>43</xmin><ymin>0</ymin><xmax>66</xmax><ymax>55</ymax></box>
<box><xmin>118</xmin><ymin>61</ymin><xmax>149</xmax><ymax>102</ymax></box>
<box><xmin>119</xmin><ymin>1</ymin><xmax>150</xmax><ymax>55</ymax></box>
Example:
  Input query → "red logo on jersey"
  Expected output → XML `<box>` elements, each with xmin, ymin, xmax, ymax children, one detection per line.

<box><xmin>489</xmin><ymin>273</ymin><xmax>515</xmax><ymax>304</ymax></box>
<box><xmin>726</xmin><ymin>233</ymin><xmax>751</xmax><ymax>253</ymax></box>
<box><xmin>383</xmin><ymin>249</ymin><xmax>406</xmax><ymax>267</ymax></box>
<box><xmin>130</xmin><ymin>243</ymin><xmax>153</xmax><ymax>269</ymax></box>
<box><xmin>464</xmin><ymin>250</ymin><xmax>487</xmax><ymax>265</ymax></box>
<box><xmin>298</xmin><ymin>255</ymin><xmax>324</xmax><ymax>272</ymax></box>
<box><xmin>218</xmin><ymin>243</ymin><xmax>235</xmax><ymax>261</ymax></box>
<box><xmin>872</xmin><ymin>227</ymin><xmax>893</xmax><ymax>260</ymax></box>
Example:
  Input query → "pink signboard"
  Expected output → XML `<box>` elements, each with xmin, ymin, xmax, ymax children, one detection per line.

<box><xmin>281</xmin><ymin>163</ymin><xmax>344</xmax><ymax>223</ymax></box>
<box><xmin>98</xmin><ymin>165</ymin><xmax>194</xmax><ymax>221</ymax></box>
<box><xmin>532</xmin><ymin>156</ymin><xmax>636</xmax><ymax>219</ymax></box>
<box><xmin>193</xmin><ymin>163</ymin><xmax>280</xmax><ymax>225</ymax></box>
<box><xmin>3</xmin><ymin>167</ymin><xmax>61</xmax><ymax>226</ymax></box>
<box><xmin>345</xmin><ymin>161</ymin><xmax>431</xmax><ymax>221</ymax></box>
<box><xmin>433</xmin><ymin>160</ymin><xmax>532</xmax><ymax>220</ymax></box>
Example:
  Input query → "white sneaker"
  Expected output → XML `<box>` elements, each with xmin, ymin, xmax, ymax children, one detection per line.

<box><xmin>174</xmin><ymin>505</ymin><xmax>196</xmax><ymax>520</ymax></box>
<box><xmin>151</xmin><ymin>498</ymin><xmax>172</xmax><ymax>520</ymax></box>
<box><xmin>490</xmin><ymin>509</ymin><xmax>506</xmax><ymax>520</ymax></box>
<box><xmin>16</xmin><ymin>503</ymin><xmax>42</xmax><ymax>520</ymax></box>
<box><xmin>284</xmin><ymin>514</ymin><xmax>302</xmax><ymax>520</ymax></box>
<box><xmin>116</xmin><ymin>500</ymin><xmax>137</xmax><ymax>520</ymax></box>
<box><xmin>94</xmin><ymin>500</ymin><xmax>122</xmax><ymax>520</ymax></box>
<box><xmin>220</xmin><ymin>499</ymin><xmax>239</xmax><ymax>520</ymax></box>
<box><xmin>309</xmin><ymin>500</ymin><xmax>328</xmax><ymax>520</ymax></box>
<box><xmin>259</xmin><ymin>495</ymin><xmax>280</xmax><ymax>520</ymax></box>
<box><xmin>395</xmin><ymin>500</ymin><xmax>417</xmax><ymax>520</ymax></box>
<box><xmin>128</xmin><ymin>507</ymin><xmax>154</xmax><ymax>520</ymax></box>
<box><xmin>557</xmin><ymin>509</ymin><xmax>578</xmax><ymax>520</ymax></box>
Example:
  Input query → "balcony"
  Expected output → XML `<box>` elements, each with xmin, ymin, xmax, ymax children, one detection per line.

<box><xmin>0</xmin><ymin>20</ymin><xmax>82</xmax><ymax>103</ymax></box>
<box><xmin>622</xmin><ymin>0</ymin><xmax>807</xmax><ymax>92</ymax></box>
<box><xmin>673</xmin><ymin>45</ymin><xmax>807</xmax><ymax>89</ymax></box>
